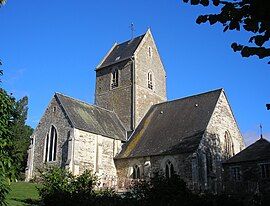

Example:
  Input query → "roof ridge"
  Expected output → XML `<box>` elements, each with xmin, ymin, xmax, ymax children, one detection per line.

<box><xmin>153</xmin><ymin>88</ymin><xmax>223</xmax><ymax>107</ymax></box>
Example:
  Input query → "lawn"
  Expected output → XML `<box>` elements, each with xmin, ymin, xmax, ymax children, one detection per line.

<box><xmin>6</xmin><ymin>182</ymin><xmax>40</xmax><ymax>206</ymax></box>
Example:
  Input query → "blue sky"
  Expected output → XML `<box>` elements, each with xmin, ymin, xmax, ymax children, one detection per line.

<box><xmin>1</xmin><ymin>0</ymin><xmax>269</xmax><ymax>145</ymax></box>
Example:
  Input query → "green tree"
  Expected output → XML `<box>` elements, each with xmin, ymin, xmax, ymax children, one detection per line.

<box><xmin>10</xmin><ymin>96</ymin><xmax>34</xmax><ymax>177</ymax></box>
<box><xmin>183</xmin><ymin>0</ymin><xmax>270</xmax><ymax>63</ymax></box>
<box><xmin>0</xmin><ymin>74</ymin><xmax>18</xmax><ymax>205</ymax></box>
<box><xmin>0</xmin><ymin>68</ymin><xmax>33</xmax><ymax>205</ymax></box>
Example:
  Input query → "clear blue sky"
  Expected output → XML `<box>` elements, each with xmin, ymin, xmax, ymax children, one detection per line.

<box><xmin>1</xmin><ymin>0</ymin><xmax>269</xmax><ymax>145</ymax></box>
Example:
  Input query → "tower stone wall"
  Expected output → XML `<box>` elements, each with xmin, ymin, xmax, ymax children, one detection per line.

<box><xmin>95</xmin><ymin>59</ymin><xmax>133</xmax><ymax>131</ymax></box>
<box><xmin>95</xmin><ymin>29</ymin><xmax>167</xmax><ymax>132</ymax></box>
<box><xmin>134</xmin><ymin>31</ymin><xmax>167</xmax><ymax>126</ymax></box>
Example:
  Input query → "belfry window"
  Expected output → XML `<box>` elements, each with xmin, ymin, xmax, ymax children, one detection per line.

<box><xmin>133</xmin><ymin>165</ymin><xmax>141</xmax><ymax>179</ymax></box>
<box><xmin>44</xmin><ymin>125</ymin><xmax>58</xmax><ymax>162</ymax></box>
<box><xmin>148</xmin><ymin>72</ymin><xmax>153</xmax><ymax>90</ymax></box>
<box><xmin>224</xmin><ymin>131</ymin><xmax>234</xmax><ymax>158</ymax></box>
<box><xmin>111</xmin><ymin>69</ymin><xmax>119</xmax><ymax>89</ymax></box>
<box><xmin>165</xmin><ymin>161</ymin><xmax>174</xmax><ymax>178</ymax></box>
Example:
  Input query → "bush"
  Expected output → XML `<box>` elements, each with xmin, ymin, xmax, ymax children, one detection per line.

<box><xmin>38</xmin><ymin>166</ymin><xmax>121</xmax><ymax>206</ymax></box>
<box><xmin>38</xmin><ymin>167</ymin><xmax>269</xmax><ymax>206</ymax></box>
<box><xmin>38</xmin><ymin>166</ymin><xmax>75</xmax><ymax>206</ymax></box>
<box><xmin>126</xmin><ymin>173</ymin><xmax>197</xmax><ymax>206</ymax></box>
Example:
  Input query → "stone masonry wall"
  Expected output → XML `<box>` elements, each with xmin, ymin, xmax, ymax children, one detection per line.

<box><xmin>192</xmin><ymin>90</ymin><xmax>245</xmax><ymax>192</ymax></box>
<box><xmin>73</xmin><ymin>129</ymin><xmax>122</xmax><ymax>188</ymax></box>
<box><xmin>134</xmin><ymin>31</ymin><xmax>167</xmax><ymax>126</ymax></box>
<box><xmin>95</xmin><ymin>60</ymin><xmax>133</xmax><ymax>131</ymax></box>
<box><xmin>115</xmin><ymin>153</ymin><xmax>192</xmax><ymax>190</ymax></box>
<box><xmin>28</xmin><ymin>96</ymin><xmax>73</xmax><ymax>179</ymax></box>
<box><xmin>206</xmin><ymin>91</ymin><xmax>244</xmax><ymax>157</ymax></box>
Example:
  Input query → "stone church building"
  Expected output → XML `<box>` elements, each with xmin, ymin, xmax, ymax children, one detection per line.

<box><xmin>26</xmin><ymin>29</ymin><xmax>244</xmax><ymax>192</ymax></box>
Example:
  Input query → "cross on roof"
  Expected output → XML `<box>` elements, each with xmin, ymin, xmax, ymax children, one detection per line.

<box><xmin>129</xmin><ymin>23</ymin><xmax>135</xmax><ymax>39</ymax></box>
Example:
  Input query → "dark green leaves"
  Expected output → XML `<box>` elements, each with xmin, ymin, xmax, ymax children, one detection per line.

<box><xmin>183</xmin><ymin>0</ymin><xmax>270</xmax><ymax>63</ymax></box>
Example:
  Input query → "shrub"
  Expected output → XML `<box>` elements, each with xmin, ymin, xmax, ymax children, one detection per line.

<box><xmin>127</xmin><ymin>173</ymin><xmax>196</xmax><ymax>206</ymax></box>
<box><xmin>38</xmin><ymin>166</ymin><xmax>75</xmax><ymax>206</ymax></box>
<box><xmin>38</xmin><ymin>166</ymin><xmax>120</xmax><ymax>206</ymax></box>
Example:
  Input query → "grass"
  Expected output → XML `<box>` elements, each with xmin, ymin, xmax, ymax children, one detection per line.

<box><xmin>6</xmin><ymin>182</ymin><xmax>40</xmax><ymax>206</ymax></box>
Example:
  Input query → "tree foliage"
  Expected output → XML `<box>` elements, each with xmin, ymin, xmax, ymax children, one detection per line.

<box><xmin>0</xmin><ymin>69</ymin><xmax>33</xmax><ymax>205</ymax></box>
<box><xmin>0</xmin><ymin>0</ymin><xmax>6</xmax><ymax>6</ymax></box>
<box><xmin>183</xmin><ymin>0</ymin><xmax>270</xmax><ymax>63</ymax></box>
<box><xmin>0</xmin><ymin>75</ymin><xmax>16</xmax><ymax>206</ymax></box>
<box><xmin>10</xmin><ymin>96</ymin><xmax>34</xmax><ymax>177</ymax></box>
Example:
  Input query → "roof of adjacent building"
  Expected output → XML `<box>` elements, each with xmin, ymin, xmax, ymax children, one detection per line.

<box><xmin>224</xmin><ymin>138</ymin><xmax>270</xmax><ymax>164</ymax></box>
<box><xmin>115</xmin><ymin>89</ymin><xmax>223</xmax><ymax>159</ymax></box>
<box><xmin>96</xmin><ymin>34</ymin><xmax>145</xmax><ymax>69</ymax></box>
<box><xmin>55</xmin><ymin>93</ymin><xmax>126</xmax><ymax>141</ymax></box>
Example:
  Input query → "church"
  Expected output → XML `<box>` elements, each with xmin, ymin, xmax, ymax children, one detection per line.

<box><xmin>26</xmin><ymin>29</ymin><xmax>245</xmax><ymax>193</ymax></box>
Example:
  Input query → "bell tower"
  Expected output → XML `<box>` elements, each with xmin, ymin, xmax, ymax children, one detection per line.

<box><xmin>95</xmin><ymin>29</ymin><xmax>167</xmax><ymax>134</ymax></box>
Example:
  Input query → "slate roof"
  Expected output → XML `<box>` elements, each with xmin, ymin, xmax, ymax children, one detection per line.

<box><xmin>55</xmin><ymin>93</ymin><xmax>126</xmax><ymax>141</ymax></box>
<box><xmin>224</xmin><ymin>138</ymin><xmax>270</xmax><ymax>164</ymax></box>
<box><xmin>97</xmin><ymin>34</ymin><xmax>145</xmax><ymax>69</ymax></box>
<box><xmin>116</xmin><ymin>89</ymin><xmax>223</xmax><ymax>159</ymax></box>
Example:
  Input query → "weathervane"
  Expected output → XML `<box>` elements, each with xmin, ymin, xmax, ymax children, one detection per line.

<box><xmin>129</xmin><ymin>23</ymin><xmax>135</xmax><ymax>39</ymax></box>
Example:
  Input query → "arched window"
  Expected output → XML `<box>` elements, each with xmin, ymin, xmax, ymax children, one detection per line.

<box><xmin>165</xmin><ymin>161</ymin><xmax>174</xmax><ymax>178</ymax></box>
<box><xmin>44</xmin><ymin>125</ymin><xmax>58</xmax><ymax>162</ymax></box>
<box><xmin>224</xmin><ymin>131</ymin><xmax>234</xmax><ymax>158</ymax></box>
<box><xmin>132</xmin><ymin>165</ymin><xmax>141</xmax><ymax>179</ymax></box>
<box><xmin>148</xmin><ymin>72</ymin><xmax>153</xmax><ymax>90</ymax></box>
<box><xmin>111</xmin><ymin>69</ymin><xmax>119</xmax><ymax>89</ymax></box>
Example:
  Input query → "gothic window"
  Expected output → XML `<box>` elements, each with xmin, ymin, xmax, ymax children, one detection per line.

<box><xmin>260</xmin><ymin>163</ymin><xmax>270</xmax><ymax>179</ymax></box>
<box><xmin>111</xmin><ymin>69</ymin><xmax>119</xmax><ymax>89</ymax></box>
<box><xmin>44</xmin><ymin>125</ymin><xmax>58</xmax><ymax>162</ymax></box>
<box><xmin>133</xmin><ymin>165</ymin><xmax>141</xmax><ymax>179</ymax></box>
<box><xmin>230</xmin><ymin>166</ymin><xmax>241</xmax><ymax>181</ymax></box>
<box><xmin>148</xmin><ymin>71</ymin><xmax>153</xmax><ymax>90</ymax></box>
<box><xmin>224</xmin><ymin>131</ymin><xmax>234</xmax><ymax>158</ymax></box>
<box><xmin>165</xmin><ymin>161</ymin><xmax>174</xmax><ymax>178</ymax></box>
